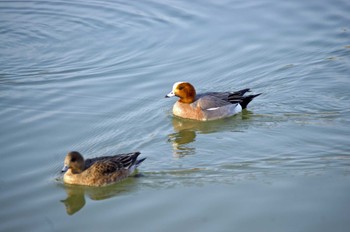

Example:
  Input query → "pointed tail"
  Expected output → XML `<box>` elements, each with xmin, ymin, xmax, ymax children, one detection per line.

<box><xmin>136</xmin><ymin>157</ymin><xmax>146</xmax><ymax>167</ymax></box>
<box><xmin>240</xmin><ymin>93</ymin><xmax>261</xmax><ymax>109</ymax></box>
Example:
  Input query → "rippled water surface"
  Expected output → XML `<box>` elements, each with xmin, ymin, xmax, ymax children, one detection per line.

<box><xmin>1</xmin><ymin>0</ymin><xmax>350</xmax><ymax>231</ymax></box>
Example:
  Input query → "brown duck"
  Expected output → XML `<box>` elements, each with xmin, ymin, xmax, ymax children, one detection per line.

<box><xmin>61</xmin><ymin>151</ymin><xmax>146</xmax><ymax>187</ymax></box>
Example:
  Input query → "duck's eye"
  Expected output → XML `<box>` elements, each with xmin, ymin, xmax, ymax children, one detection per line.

<box><xmin>71</xmin><ymin>157</ymin><xmax>76</xmax><ymax>162</ymax></box>
<box><xmin>178</xmin><ymin>86</ymin><xmax>184</xmax><ymax>90</ymax></box>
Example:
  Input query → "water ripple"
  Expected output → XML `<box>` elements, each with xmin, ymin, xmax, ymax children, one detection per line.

<box><xmin>0</xmin><ymin>0</ymin><xmax>203</xmax><ymax>85</ymax></box>
<box><xmin>1</xmin><ymin>0</ymin><xmax>350</xmax><ymax>230</ymax></box>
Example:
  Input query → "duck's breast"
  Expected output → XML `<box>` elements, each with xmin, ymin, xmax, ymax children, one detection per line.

<box><xmin>172</xmin><ymin>101</ymin><xmax>204</xmax><ymax>120</ymax></box>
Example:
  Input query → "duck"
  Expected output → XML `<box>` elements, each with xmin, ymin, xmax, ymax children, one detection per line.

<box><xmin>165</xmin><ymin>82</ymin><xmax>261</xmax><ymax>121</ymax></box>
<box><xmin>61</xmin><ymin>151</ymin><xmax>146</xmax><ymax>187</ymax></box>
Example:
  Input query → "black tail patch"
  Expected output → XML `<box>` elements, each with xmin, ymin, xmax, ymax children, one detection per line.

<box><xmin>227</xmin><ymin>89</ymin><xmax>261</xmax><ymax>108</ymax></box>
<box><xmin>240</xmin><ymin>93</ymin><xmax>261</xmax><ymax>109</ymax></box>
<box><xmin>235</xmin><ymin>88</ymin><xmax>251</xmax><ymax>96</ymax></box>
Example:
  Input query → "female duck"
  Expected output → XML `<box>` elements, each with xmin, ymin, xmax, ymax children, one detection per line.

<box><xmin>165</xmin><ymin>82</ymin><xmax>260</xmax><ymax>121</ymax></box>
<box><xmin>61</xmin><ymin>151</ymin><xmax>146</xmax><ymax>187</ymax></box>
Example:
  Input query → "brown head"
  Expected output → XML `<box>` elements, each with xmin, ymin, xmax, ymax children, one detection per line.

<box><xmin>62</xmin><ymin>151</ymin><xmax>85</xmax><ymax>174</ymax></box>
<box><xmin>165</xmin><ymin>82</ymin><xmax>196</xmax><ymax>103</ymax></box>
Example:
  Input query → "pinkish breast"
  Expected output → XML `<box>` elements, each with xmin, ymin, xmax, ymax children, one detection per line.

<box><xmin>173</xmin><ymin>101</ymin><xmax>204</xmax><ymax>120</ymax></box>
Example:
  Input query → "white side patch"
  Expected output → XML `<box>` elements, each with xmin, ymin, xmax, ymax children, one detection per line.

<box><xmin>234</xmin><ymin>103</ymin><xmax>242</xmax><ymax>114</ymax></box>
<box><xmin>207</xmin><ymin>107</ymin><xmax>219</xmax><ymax>111</ymax></box>
<box><xmin>128</xmin><ymin>164</ymin><xmax>136</xmax><ymax>174</ymax></box>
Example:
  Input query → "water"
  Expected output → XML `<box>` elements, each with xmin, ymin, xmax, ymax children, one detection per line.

<box><xmin>1</xmin><ymin>0</ymin><xmax>350</xmax><ymax>231</ymax></box>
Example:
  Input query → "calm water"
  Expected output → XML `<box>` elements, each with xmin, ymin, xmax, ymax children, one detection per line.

<box><xmin>1</xmin><ymin>0</ymin><xmax>350</xmax><ymax>231</ymax></box>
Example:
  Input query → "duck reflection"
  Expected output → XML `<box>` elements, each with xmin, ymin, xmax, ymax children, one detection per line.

<box><xmin>60</xmin><ymin>177</ymin><xmax>139</xmax><ymax>215</ymax></box>
<box><xmin>168</xmin><ymin>129</ymin><xmax>196</xmax><ymax>158</ymax></box>
<box><xmin>168</xmin><ymin>111</ymin><xmax>253</xmax><ymax>157</ymax></box>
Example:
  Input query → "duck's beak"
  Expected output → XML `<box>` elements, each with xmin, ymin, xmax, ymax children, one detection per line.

<box><xmin>61</xmin><ymin>165</ymin><xmax>69</xmax><ymax>173</ymax></box>
<box><xmin>165</xmin><ymin>91</ymin><xmax>175</xmax><ymax>98</ymax></box>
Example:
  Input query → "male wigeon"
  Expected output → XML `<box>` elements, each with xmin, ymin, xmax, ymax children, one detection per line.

<box><xmin>61</xmin><ymin>151</ymin><xmax>146</xmax><ymax>187</ymax></box>
<box><xmin>165</xmin><ymin>82</ymin><xmax>261</xmax><ymax>121</ymax></box>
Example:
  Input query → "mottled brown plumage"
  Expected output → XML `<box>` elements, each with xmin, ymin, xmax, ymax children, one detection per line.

<box><xmin>62</xmin><ymin>151</ymin><xmax>145</xmax><ymax>187</ymax></box>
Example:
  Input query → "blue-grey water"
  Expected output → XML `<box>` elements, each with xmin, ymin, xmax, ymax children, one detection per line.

<box><xmin>1</xmin><ymin>0</ymin><xmax>350</xmax><ymax>231</ymax></box>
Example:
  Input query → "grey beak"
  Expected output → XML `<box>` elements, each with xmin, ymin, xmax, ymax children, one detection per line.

<box><xmin>61</xmin><ymin>165</ymin><xmax>69</xmax><ymax>173</ymax></box>
<box><xmin>165</xmin><ymin>91</ymin><xmax>175</xmax><ymax>98</ymax></box>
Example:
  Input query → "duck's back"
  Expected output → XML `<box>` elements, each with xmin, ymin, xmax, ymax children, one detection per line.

<box><xmin>85</xmin><ymin>152</ymin><xmax>140</xmax><ymax>169</ymax></box>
